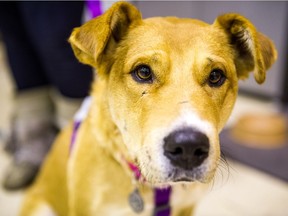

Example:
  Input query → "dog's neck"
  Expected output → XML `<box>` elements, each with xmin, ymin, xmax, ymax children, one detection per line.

<box><xmin>89</xmin><ymin>77</ymin><xmax>135</xmax><ymax>164</ymax></box>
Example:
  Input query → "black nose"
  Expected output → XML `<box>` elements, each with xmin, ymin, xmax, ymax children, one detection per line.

<box><xmin>164</xmin><ymin>128</ymin><xmax>210</xmax><ymax>170</ymax></box>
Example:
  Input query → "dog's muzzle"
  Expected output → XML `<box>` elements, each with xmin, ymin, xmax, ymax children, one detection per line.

<box><xmin>163</xmin><ymin>128</ymin><xmax>210</xmax><ymax>170</ymax></box>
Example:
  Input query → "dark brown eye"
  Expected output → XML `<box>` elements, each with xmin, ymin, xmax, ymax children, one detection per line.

<box><xmin>208</xmin><ymin>69</ymin><xmax>226</xmax><ymax>87</ymax></box>
<box><xmin>132</xmin><ymin>65</ymin><xmax>153</xmax><ymax>83</ymax></box>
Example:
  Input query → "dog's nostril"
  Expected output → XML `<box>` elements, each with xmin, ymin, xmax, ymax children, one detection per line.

<box><xmin>164</xmin><ymin>128</ymin><xmax>210</xmax><ymax>170</ymax></box>
<box><xmin>194</xmin><ymin>147</ymin><xmax>209</xmax><ymax>158</ymax></box>
<box><xmin>170</xmin><ymin>147</ymin><xmax>183</xmax><ymax>156</ymax></box>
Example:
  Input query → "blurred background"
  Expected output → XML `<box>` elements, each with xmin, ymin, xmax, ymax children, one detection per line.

<box><xmin>0</xmin><ymin>1</ymin><xmax>288</xmax><ymax>215</ymax></box>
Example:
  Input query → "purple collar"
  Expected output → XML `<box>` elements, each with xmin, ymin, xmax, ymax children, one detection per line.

<box><xmin>69</xmin><ymin>121</ymin><xmax>81</xmax><ymax>154</ymax></box>
<box><xmin>154</xmin><ymin>187</ymin><xmax>172</xmax><ymax>216</ymax></box>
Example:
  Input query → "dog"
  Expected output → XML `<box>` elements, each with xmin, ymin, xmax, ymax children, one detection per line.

<box><xmin>20</xmin><ymin>2</ymin><xmax>277</xmax><ymax>215</ymax></box>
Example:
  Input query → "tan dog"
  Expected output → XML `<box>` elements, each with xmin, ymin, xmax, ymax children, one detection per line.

<box><xmin>21</xmin><ymin>2</ymin><xmax>277</xmax><ymax>216</ymax></box>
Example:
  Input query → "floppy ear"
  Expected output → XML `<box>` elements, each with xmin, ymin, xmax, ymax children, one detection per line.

<box><xmin>68</xmin><ymin>2</ymin><xmax>141</xmax><ymax>70</ymax></box>
<box><xmin>214</xmin><ymin>13</ymin><xmax>277</xmax><ymax>84</ymax></box>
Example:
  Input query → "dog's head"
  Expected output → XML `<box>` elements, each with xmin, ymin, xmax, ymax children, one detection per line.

<box><xmin>69</xmin><ymin>2</ymin><xmax>277</xmax><ymax>186</ymax></box>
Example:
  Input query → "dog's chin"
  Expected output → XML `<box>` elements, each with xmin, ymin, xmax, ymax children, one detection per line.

<box><xmin>168</xmin><ymin>167</ymin><xmax>211</xmax><ymax>184</ymax></box>
<box><xmin>142</xmin><ymin>166</ymin><xmax>213</xmax><ymax>187</ymax></box>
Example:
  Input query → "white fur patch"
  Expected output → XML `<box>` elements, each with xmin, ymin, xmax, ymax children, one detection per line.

<box><xmin>243</xmin><ymin>29</ymin><xmax>253</xmax><ymax>52</ymax></box>
<box><xmin>31</xmin><ymin>203</ymin><xmax>56</xmax><ymax>216</ymax></box>
<box><xmin>74</xmin><ymin>96</ymin><xmax>92</xmax><ymax>122</ymax></box>
<box><xmin>169</xmin><ymin>109</ymin><xmax>214</xmax><ymax>136</ymax></box>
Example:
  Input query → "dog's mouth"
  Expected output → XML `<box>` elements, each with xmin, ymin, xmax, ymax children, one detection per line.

<box><xmin>135</xmin><ymin>152</ymin><xmax>212</xmax><ymax>185</ymax></box>
<box><xmin>136</xmin><ymin>163</ymin><xmax>210</xmax><ymax>186</ymax></box>
<box><xmin>174</xmin><ymin>177</ymin><xmax>193</xmax><ymax>182</ymax></box>
<box><xmin>167</xmin><ymin>166</ymin><xmax>208</xmax><ymax>183</ymax></box>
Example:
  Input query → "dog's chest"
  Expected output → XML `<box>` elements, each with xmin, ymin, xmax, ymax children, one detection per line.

<box><xmin>171</xmin><ymin>184</ymin><xmax>207</xmax><ymax>210</ymax></box>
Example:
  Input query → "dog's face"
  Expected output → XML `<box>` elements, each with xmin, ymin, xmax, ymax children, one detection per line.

<box><xmin>69</xmin><ymin>3</ymin><xmax>276</xmax><ymax>185</ymax></box>
<box><xmin>107</xmin><ymin>18</ymin><xmax>239</xmax><ymax>184</ymax></box>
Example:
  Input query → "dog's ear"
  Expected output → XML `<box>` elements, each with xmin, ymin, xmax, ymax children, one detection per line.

<box><xmin>69</xmin><ymin>2</ymin><xmax>141</xmax><ymax>69</ymax></box>
<box><xmin>214</xmin><ymin>13</ymin><xmax>277</xmax><ymax>84</ymax></box>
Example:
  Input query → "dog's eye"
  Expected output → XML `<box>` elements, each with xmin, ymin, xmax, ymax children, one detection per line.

<box><xmin>208</xmin><ymin>69</ymin><xmax>226</xmax><ymax>87</ymax></box>
<box><xmin>132</xmin><ymin>65</ymin><xmax>153</xmax><ymax>83</ymax></box>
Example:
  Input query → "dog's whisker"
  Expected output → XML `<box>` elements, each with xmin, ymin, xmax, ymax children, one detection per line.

<box><xmin>209</xmin><ymin>151</ymin><xmax>231</xmax><ymax>189</ymax></box>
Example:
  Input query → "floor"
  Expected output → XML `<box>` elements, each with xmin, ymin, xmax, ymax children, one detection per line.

<box><xmin>1</xmin><ymin>41</ymin><xmax>288</xmax><ymax>216</ymax></box>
